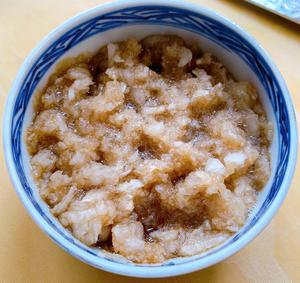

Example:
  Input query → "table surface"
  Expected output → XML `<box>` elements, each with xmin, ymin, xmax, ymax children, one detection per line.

<box><xmin>1</xmin><ymin>0</ymin><xmax>300</xmax><ymax>282</ymax></box>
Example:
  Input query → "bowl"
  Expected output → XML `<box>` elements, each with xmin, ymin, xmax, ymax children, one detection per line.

<box><xmin>3</xmin><ymin>0</ymin><xmax>297</xmax><ymax>278</ymax></box>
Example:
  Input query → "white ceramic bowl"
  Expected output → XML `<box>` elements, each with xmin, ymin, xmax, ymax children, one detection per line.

<box><xmin>3</xmin><ymin>0</ymin><xmax>298</xmax><ymax>278</ymax></box>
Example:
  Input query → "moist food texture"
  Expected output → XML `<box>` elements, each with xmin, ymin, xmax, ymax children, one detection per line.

<box><xmin>26</xmin><ymin>35</ymin><xmax>272</xmax><ymax>263</ymax></box>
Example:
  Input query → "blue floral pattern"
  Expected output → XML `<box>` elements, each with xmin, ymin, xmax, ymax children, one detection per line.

<box><xmin>10</xmin><ymin>5</ymin><xmax>291</xmax><ymax>266</ymax></box>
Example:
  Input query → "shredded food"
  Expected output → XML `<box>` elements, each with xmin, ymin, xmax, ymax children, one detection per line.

<box><xmin>26</xmin><ymin>35</ymin><xmax>272</xmax><ymax>263</ymax></box>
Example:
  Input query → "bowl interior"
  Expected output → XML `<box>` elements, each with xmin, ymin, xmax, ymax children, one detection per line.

<box><xmin>21</xmin><ymin>24</ymin><xmax>279</xmax><ymax>264</ymax></box>
<box><xmin>6</xmin><ymin>3</ymin><xmax>294</xmax><ymax>277</ymax></box>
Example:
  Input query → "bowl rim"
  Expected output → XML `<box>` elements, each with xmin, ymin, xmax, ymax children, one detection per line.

<box><xmin>3</xmin><ymin>0</ymin><xmax>298</xmax><ymax>278</ymax></box>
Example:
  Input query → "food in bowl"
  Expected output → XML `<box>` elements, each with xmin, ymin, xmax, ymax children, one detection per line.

<box><xmin>26</xmin><ymin>35</ymin><xmax>272</xmax><ymax>263</ymax></box>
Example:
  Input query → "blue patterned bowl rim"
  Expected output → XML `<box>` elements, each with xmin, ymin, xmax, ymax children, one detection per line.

<box><xmin>3</xmin><ymin>0</ymin><xmax>298</xmax><ymax>278</ymax></box>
